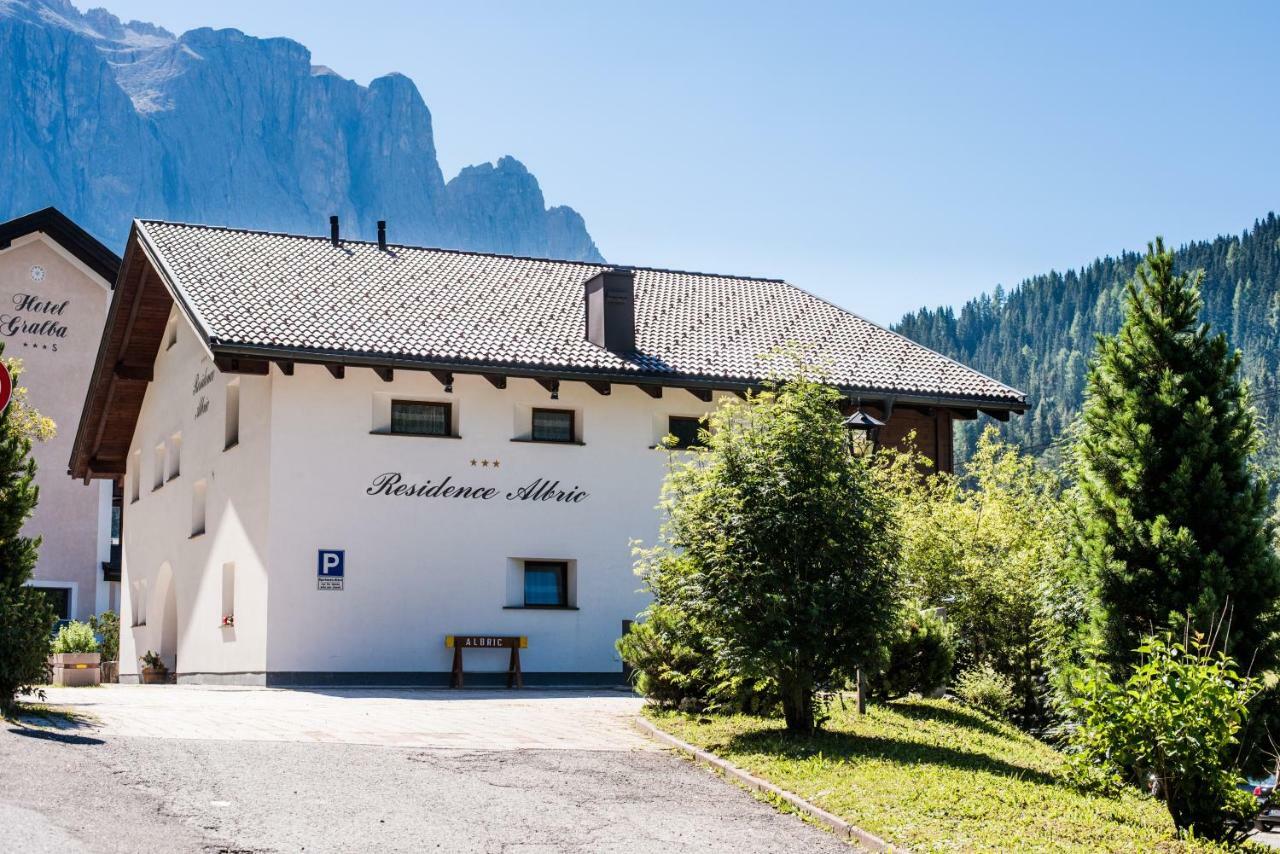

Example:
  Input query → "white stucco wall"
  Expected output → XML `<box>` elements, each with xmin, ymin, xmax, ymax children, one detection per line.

<box><xmin>0</xmin><ymin>234</ymin><xmax>114</xmax><ymax>621</ymax></box>
<box><xmin>118</xmin><ymin>309</ymin><xmax>273</xmax><ymax>682</ymax></box>
<box><xmin>264</xmin><ymin>367</ymin><xmax>723</xmax><ymax>679</ymax></box>
<box><xmin>119</xmin><ymin>328</ymin><xmax>723</xmax><ymax>682</ymax></box>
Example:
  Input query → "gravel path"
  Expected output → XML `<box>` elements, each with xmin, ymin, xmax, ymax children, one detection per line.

<box><xmin>0</xmin><ymin>716</ymin><xmax>851</xmax><ymax>853</ymax></box>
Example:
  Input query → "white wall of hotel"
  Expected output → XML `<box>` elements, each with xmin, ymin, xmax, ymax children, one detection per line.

<box><xmin>119</xmin><ymin>310</ymin><xmax>724</xmax><ymax>684</ymax></box>
<box><xmin>0</xmin><ymin>233</ymin><xmax>116</xmax><ymax>620</ymax></box>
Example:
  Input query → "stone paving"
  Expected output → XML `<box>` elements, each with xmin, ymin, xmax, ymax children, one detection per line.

<box><xmin>30</xmin><ymin>684</ymin><xmax>653</xmax><ymax>751</ymax></box>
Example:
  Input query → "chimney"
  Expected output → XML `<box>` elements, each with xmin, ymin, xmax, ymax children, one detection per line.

<box><xmin>377</xmin><ymin>220</ymin><xmax>387</xmax><ymax>251</ymax></box>
<box><xmin>584</xmin><ymin>267</ymin><xmax>635</xmax><ymax>354</ymax></box>
<box><xmin>329</xmin><ymin>215</ymin><xmax>340</xmax><ymax>246</ymax></box>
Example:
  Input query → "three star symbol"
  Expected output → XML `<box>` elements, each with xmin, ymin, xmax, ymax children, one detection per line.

<box><xmin>470</xmin><ymin>459</ymin><xmax>500</xmax><ymax>468</ymax></box>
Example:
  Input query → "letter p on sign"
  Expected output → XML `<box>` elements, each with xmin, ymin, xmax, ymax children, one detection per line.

<box><xmin>317</xmin><ymin>550</ymin><xmax>344</xmax><ymax>590</ymax></box>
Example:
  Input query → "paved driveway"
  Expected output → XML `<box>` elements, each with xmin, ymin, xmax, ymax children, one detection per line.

<box><xmin>2</xmin><ymin>685</ymin><xmax>851</xmax><ymax>853</ymax></box>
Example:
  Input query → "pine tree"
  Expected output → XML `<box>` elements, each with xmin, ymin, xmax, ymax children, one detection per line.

<box><xmin>1074</xmin><ymin>238</ymin><xmax>1280</xmax><ymax>677</ymax></box>
<box><xmin>0</xmin><ymin>356</ymin><xmax>52</xmax><ymax>717</ymax></box>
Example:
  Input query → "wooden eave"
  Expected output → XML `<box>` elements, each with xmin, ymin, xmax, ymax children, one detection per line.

<box><xmin>68</xmin><ymin>230</ymin><xmax>175</xmax><ymax>481</ymax></box>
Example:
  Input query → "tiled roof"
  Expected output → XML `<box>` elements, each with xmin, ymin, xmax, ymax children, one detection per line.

<box><xmin>136</xmin><ymin>220</ymin><xmax>1025</xmax><ymax>406</ymax></box>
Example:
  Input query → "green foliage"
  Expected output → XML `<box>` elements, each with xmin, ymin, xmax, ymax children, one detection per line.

<box><xmin>139</xmin><ymin>650</ymin><xmax>165</xmax><ymax>670</ymax></box>
<box><xmin>953</xmin><ymin>662</ymin><xmax>1016</xmax><ymax>718</ymax></box>
<box><xmin>875</xmin><ymin>427</ymin><xmax>1071</xmax><ymax>726</ymax></box>
<box><xmin>870</xmin><ymin>604</ymin><xmax>955</xmax><ymax>699</ymax></box>
<box><xmin>0</xmin><ymin>356</ymin><xmax>53</xmax><ymax>717</ymax></box>
<box><xmin>1072</xmin><ymin>239</ymin><xmax>1280</xmax><ymax>688</ymax></box>
<box><xmin>1066</xmin><ymin>633</ymin><xmax>1257</xmax><ymax>843</ymax></box>
<box><xmin>626</xmin><ymin>370</ymin><xmax>900</xmax><ymax>733</ymax></box>
<box><xmin>896</xmin><ymin>213</ymin><xmax>1280</xmax><ymax>480</ymax></box>
<box><xmin>650</xmin><ymin>698</ymin><xmax>1231</xmax><ymax>852</ymax></box>
<box><xmin>51</xmin><ymin>621</ymin><xmax>99</xmax><ymax>654</ymax></box>
<box><xmin>88</xmin><ymin>611</ymin><xmax>119</xmax><ymax>662</ymax></box>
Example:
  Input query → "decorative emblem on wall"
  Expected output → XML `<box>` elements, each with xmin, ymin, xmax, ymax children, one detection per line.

<box><xmin>29</xmin><ymin>265</ymin><xmax>45</xmax><ymax>282</ymax></box>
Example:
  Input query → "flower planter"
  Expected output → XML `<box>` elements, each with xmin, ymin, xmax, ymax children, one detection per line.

<box><xmin>140</xmin><ymin>666</ymin><xmax>168</xmax><ymax>685</ymax></box>
<box><xmin>49</xmin><ymin>652</ymin><xmax>101</xmax><ymax>687</ymax></box>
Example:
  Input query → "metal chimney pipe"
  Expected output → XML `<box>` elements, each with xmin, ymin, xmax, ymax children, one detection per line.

<box><xmin>329</xmin><ymin>215</ymin><xmax>340</xmax><ymax>246</ymax></box>
<box><xmin>377</xmin><ymin>220</ymin><xmax>387</xmax><ymax>251</ymax></box>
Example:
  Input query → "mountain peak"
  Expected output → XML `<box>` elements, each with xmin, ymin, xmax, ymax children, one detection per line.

<box><xmin>0</xmin><ymin>0</ymin><xmax>603</xmax><ymax>262</ymax></box>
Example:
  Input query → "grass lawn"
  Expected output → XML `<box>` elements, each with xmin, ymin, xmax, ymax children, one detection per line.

<box><xmin>648</xmin><ymin>698</ymin><xmax>1249</xmax><ymax>852</ymax></box>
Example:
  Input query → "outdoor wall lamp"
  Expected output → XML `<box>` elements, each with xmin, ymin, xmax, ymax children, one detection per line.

<box><xmin>843</xmin><ymin>406</ymin><xmax>884</xmax><ymax>458</ymax></box>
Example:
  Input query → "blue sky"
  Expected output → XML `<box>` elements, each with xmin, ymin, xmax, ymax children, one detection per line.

<box><xmin>92</xmin><ymin>1</ymin><xmax>1280</xmax><ymax>324</ymax></box>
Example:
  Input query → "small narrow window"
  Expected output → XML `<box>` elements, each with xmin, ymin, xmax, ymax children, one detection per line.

<box><xmin>168</xmin><ymin>433</ymin><xmax>182</xmax><ymax>481</ymax></box>
<box><xmin>531</xmin><ymin>408</ymin><xmax>575</xmax><ymax>443</ymax></box>
<box><xmin>153</xmin><ymin>443</ymin><xmax>166</xmax><ymax>491</ymax></box>
<box><xmin>221</xmin><ymin>562</ymin><xmax>235</xmax><ymax>626</ymax></box>
<box><xmin>523</xmin><ymin>560</ymin><xmax>568</xmax><ymax>607</ymax></box>
<box><xmin>224</xmin><ymin>378</ymin><xmax>240</xmax><ymax>450</ymax></box>
<box><xmin>191</xmin><ymin>479</ymin><xmax>207</xmax><ymax>538</ymax></box>
<box><xmin>667</xmin><ymin>416</ymin><xmax>706</xmax><ymax>449</ymax></box>
<box><xmin>390</xmin><ymin>400</ymin><xmax>451</xmax><ymax>436</ymax></box>
<box><xmin>130</xmin><ymin>450</ymin><xmax>141</xmax><ymax>503</ymax></box>
<box><xmin>164</xmin><ymin>314</ymin><xmax>178</xmax><ymax>350</ymax></box>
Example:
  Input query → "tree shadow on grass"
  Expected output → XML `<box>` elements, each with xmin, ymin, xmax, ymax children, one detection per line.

<box><xmin>721</xmin><ymin>726</ymin><xmax>1058</xmax><ymax>788</ymax></box>
<box><xmin>889</xmin><ymin>699</ymin><xmax>1015</xmax><ymax>740</ymax></box>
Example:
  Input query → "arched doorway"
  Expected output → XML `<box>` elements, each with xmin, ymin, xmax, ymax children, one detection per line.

<box><xmin>153</xmin><ymin>563</ymin><xmax>178</xmax><ymax>676</ymax></box>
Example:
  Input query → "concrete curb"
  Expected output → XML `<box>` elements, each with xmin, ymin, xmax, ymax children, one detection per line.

<box><xmin>633</xmin><ymin>716</ymin><xmax>907</xmax><ymax>853</ymax></box>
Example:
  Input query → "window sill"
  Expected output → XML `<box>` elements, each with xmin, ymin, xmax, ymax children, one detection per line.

<box><xmin>224</xmin><ymin>441</ymin><xmax>239</xmax><ymax>452</ymax></box>
<box><xmin>189</xmin><ymin>531</ymin><xmax>206</xmax><ymax>540</ymax></box>
<box><xmin>510</xmin><ymin>438</ymin><xmax>586</xmax><ymax>446</ymax></box>
<box><xmin>503</xmin><ymin>605</ymin><xmax>579</xmax><ymax>611</ymax></box>
<box><xmin>370</xmin><ymin>431</ymin><xmax>462</xmax><ymax>439</ymax></box>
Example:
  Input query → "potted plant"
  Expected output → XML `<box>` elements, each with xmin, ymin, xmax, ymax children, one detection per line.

<box><xmin>49</xmin><ymin>621</ymin><xmax>101</xmax><ymax>687</ymax></box>
<box><xmin>139</xmin><ymin>650</ymin><xmax>168</xmax><ymax>684</ymax></box>
<box><xmin>88</xmin><ymin>610</ymin><xmax>120</xmax><ymax>683</ymax></box>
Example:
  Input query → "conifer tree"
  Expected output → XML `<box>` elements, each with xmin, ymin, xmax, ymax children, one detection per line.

<box><xmin>1074</xmin><ymin>238</ymin><xmax>1280</xmax><ymax>677</ymax></box>
<box><xmin>0</xmin><ymin>356</ymin><xmax>52</xmax><ymax>717</ymax></box>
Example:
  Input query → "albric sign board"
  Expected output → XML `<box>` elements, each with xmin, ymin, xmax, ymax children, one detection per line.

<box><xmin>317</xmin><ymin>549</ymin><xmax>344</xmax><ymax>590</ymax></box>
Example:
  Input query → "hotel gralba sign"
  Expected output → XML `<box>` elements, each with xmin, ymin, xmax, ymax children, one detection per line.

<box><xmin>366</xmin><ymin>472</ymin><xmax>589</xmax><ymax>504</ymax></box>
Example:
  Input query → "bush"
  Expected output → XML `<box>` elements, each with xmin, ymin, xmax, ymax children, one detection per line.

<box><xmin>1066</xmin><ymin>632</ymin><xmax>1256</xmax><ymax>843</ymax></box>
<box><xmin>871</xmin><ymin>605</ymin><xmax>955</xmax><ymax>699</ymax></box>
<box><xmin>88</xmin><ymin>611</ymin><xmax>119</xmax><ymax>661</ymax></box>
<box><xmin>0</xmin><ymin>587</ymin><xmax>54</xmax><ymax>715</ymax></box>
<box><xmin>954</xmin><ymin>662</ymin><xmax>1015</xmax><ymax>717</ymax></box>
<box><xmin>51</xmin><ymin>621</ymin><xmax>99</xmax><ymax>654</ymax></box>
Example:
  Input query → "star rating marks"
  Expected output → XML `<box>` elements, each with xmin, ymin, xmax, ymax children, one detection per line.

<box><xmin>469</xmin><ymin>459</ymin><xmax>501</xmax><ymax>468</ymax></box>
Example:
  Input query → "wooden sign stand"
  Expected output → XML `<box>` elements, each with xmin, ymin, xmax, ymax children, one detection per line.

<box><xmin>445</xmin><ymin>635</ymin><xmax>527</xmax><ymax>688</ymax></box>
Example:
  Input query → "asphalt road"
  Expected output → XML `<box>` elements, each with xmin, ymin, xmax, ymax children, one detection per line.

<box><xmin>0</xmin><ymin>722</ymin><xmax>851</xmax><ymax>853</ymax></box>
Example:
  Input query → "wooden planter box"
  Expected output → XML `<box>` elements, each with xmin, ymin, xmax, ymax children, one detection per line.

<box><xmin>49</xmin><ymin>652</ymin><xmax>101</xmax><ymax>687</ymax></box>
<box><xmin>140</xmin><ymin>666</ymin><xmax>168</xmax><ymax>685</ymax></box>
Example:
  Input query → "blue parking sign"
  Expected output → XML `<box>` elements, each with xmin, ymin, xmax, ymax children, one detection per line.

<box><xmin>318</xmin><ymin>550</ymin><xmax>344</xmax><ymax>590</ymax></box>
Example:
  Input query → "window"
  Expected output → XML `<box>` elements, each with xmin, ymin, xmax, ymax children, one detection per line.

<box><xmin>131</xmin><ymin>580</ymin><xmax>147</xmax><ymax>627</ymax></box>
<box><xmin>191</xmin><ymin>479</ymin><xmax>207</xmax><ymax>537</ymax></box>
<box><xmin>152</xmin><ymin>443</ymin><xmax>166</xmax><ymax>491</ymax></box>
<box><xmin>164</xmin><ymin>314</ymin><xmax>178</xmax><ymax>350</ymax></box>
<box><xmin>531</xmin><ymin>408</ymin><xmax>575</xmax><ymax>443</ymax></box>
<box><xmin>225</xmin><ymin>378</ymin><xmax>240</xmax><ymax>449</ymax></box>
<box><xmin>168</xmin><ymin>433</ymin><xmax>182</xmax><ymax>481</ymax></box>
<box><xmin>221</xmin><ymin>562</ymin><xmax>236</xmax><ymax>626</ymax></box>
<box><xmin>523</xmin><ymin>560</ymin><xmax>569</xmax><ymax>607</ymax></box>
<box><xmin>130</xmin><ymin>450</ymin><xmax>141</xmax><ymax>503</ymax></box>
<box><xmin>390</xmin><ymin>400</ymin><xmax>451</xmax><ymax>436</ymax></box>
<box><xmin>667</xmin><ymin>416</ymin><xmax>706</xmax><ymax>449</ymax></box>
<box><xmin>30</xmin><ymin>586</ymin><xmax>71</xmax><ymax>621</ymax></box>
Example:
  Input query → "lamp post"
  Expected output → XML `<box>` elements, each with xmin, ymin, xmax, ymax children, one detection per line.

<box><xmin>844</xmin><ymin>402</ymin><xmax>884</xmax><ymax>714</ymax></box>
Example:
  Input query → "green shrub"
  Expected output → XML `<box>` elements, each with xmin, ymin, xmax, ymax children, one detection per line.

<box><xmin>88</xmin><ymin>611</ymin><xmax>119</xmax><ymax>661</ymax></box>
<box><xmin>954</xmin><ymin>662</ymin><xmax>1015</xmax><ymax>717</ymax></box>
<box><xmin>0</xmin><ymin>587</ymin><xmax>54</xmax><ymax>715</ymax></box>
<box><xmin>1066</xmin><ymin>632</ymin><xmax>1256</xmax><ymax>843</ymax></box>
<box><xmin>871</xmin><ymin>605</ymin><xmax>955</xmax><ymax>699</ymax></box>
<box><xmin>51</xmin><ymin>621</ymin><xmax>99</xmax><ymax>654</ymax></box>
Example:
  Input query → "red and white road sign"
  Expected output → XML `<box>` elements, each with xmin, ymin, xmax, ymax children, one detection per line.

<box><xmin>0</xmin><ymin>362</ymin><xmax>11</xmax><ymax>415</ymax></box>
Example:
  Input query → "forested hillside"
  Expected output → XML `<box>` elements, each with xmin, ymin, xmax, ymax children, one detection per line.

<box><xmin>896</xmin><ymin>213</ymin><xmax>1280</xmax><ymax>471</ymax></box>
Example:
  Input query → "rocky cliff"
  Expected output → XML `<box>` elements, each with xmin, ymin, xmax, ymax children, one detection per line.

<box><xmin>0</xmin><ymin>0</ymin><xmax>603</xmax><ymax>260</ymax></box>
